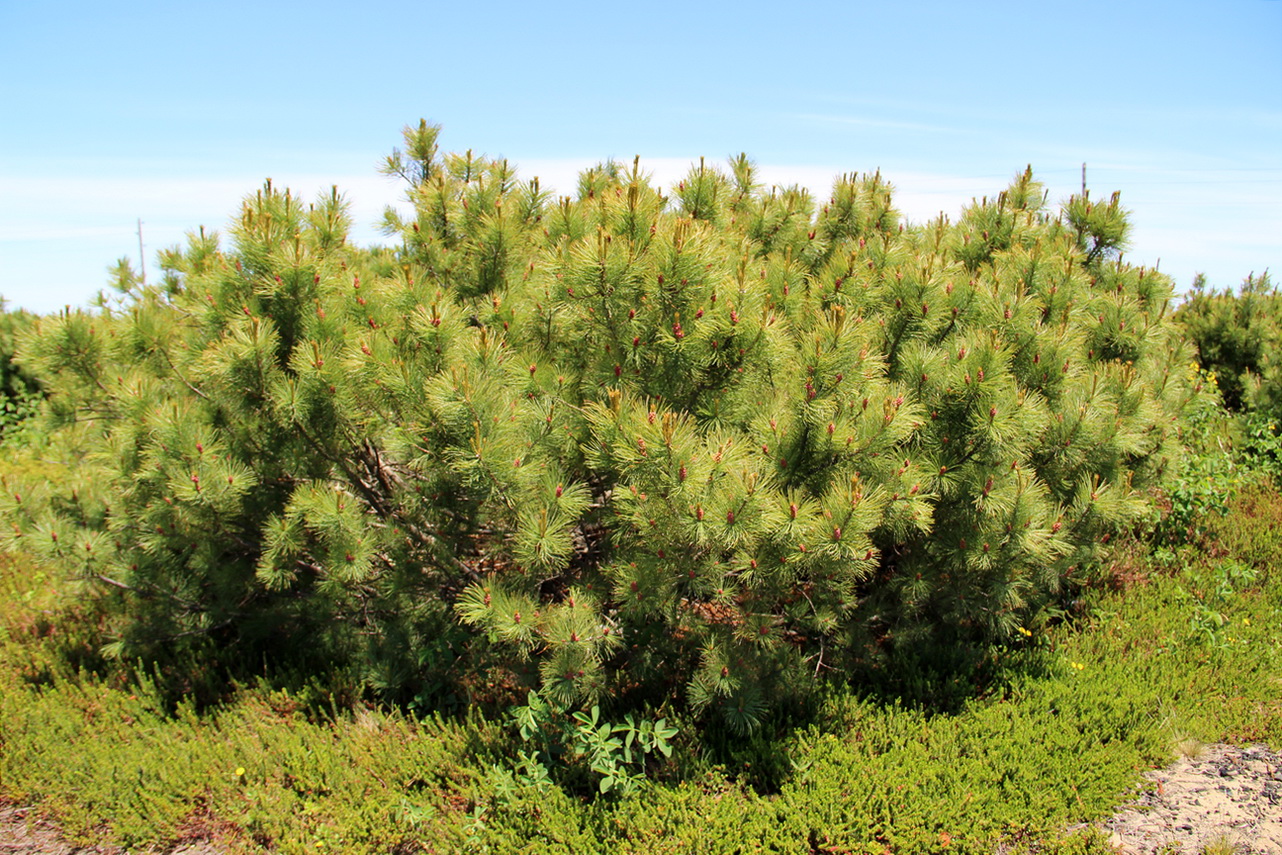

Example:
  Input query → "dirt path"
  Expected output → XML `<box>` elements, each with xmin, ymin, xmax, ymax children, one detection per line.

<box><xmin>0</xmin><ymin>805</ymin><xmax>115</xmax><ymax>855</ymax></box>
<box><xmin>1103</xmin><ymin>743</ymin><xmax>1282</xmax><ymax>854</ymax></box>
<box><xmin>3</xmin><ymin>744</ymin><xmax>1280</xmax><ymax>853</ymax></box>
<box><xmin>0</xmin><ymin>805</ymin><xmax>217</xmax><ymax>855</ymax></box>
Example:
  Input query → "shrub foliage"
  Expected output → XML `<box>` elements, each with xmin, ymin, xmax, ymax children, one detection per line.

<box><xmin>1</xmin><ymin>123</ymin><xmax>1194</xmax><ymax>728</ymax></box>
<box><xmin>1176</xmin><ymin>271</ymin><xmax>1279</xmax><ymax>413</ymax></box>
<box><xmin>0</xmin><ymin>304</ymin><xmax>42</xmax><ymax>441</ymax></box>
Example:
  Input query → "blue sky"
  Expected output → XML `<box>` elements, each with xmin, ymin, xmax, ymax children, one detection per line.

<box><xmin>2</xmin><ymin>0</ymin><xmax>1279</xmax><ymax>314</ymax></box>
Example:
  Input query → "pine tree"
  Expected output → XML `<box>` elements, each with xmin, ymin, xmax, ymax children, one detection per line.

<box><xmin>2</xmin><ymin>124</ymin><xmax>1195</xmax><ymax>729</ymax></box>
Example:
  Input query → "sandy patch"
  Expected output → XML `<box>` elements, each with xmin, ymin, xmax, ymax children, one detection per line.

<box><xmin>1103</xmin><ymin>743</ymin><xmax>1282</xmax><ymax>854</ymax></box>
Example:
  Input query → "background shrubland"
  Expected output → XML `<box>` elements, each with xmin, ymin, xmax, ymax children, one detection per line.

<box><xmin>1176</xmin><ymin>271</ymin><xmax>1279</xmax><ymax>414</ymax></box>
<box><xmin>1174</xmin><ymin>270</ymin><xmax>1282</xmax><ymax>484</ymax></box>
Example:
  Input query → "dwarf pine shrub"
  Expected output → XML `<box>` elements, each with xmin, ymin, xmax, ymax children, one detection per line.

<box><xmin>1176</xmin><ymin>271</ymin><xmax>1279</xmax><ymax>413</ymax></box>
<box><xmin>1</xmin><ymin>122</ymin><xmax>1195</xmax><ymax>730</ymax></box>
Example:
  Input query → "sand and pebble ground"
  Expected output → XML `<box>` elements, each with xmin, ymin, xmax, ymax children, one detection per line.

<box><xmin>1102</xmin><ymin>742</ymin><xmax>1282</xmax><ymax>854</ymax></box>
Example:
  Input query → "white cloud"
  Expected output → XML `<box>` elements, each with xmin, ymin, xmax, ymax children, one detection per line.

<box><xmin>2</xmin><ymin>158</ymin><xmax>1275</xmax><ymax>313</ymax></box>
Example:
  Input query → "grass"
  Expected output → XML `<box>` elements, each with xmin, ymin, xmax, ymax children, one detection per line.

<box><xmin>0</xmin><ymin>451</ymin><xmax>1279</xmax><ymax>853</ymax></box>
<box><xmin>1200</xmin><ymin>835</ymin><xmax>1242</xmax><ymax>855</ymax></box>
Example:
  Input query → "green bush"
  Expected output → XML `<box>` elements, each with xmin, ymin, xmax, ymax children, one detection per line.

<box><xmin>1176</xmin><ymin>271</ymin><xmax>1279</xmax><ymax>413</ymax></box>
<box><xmin>1145</xmin><ymin>379</ymin><xmax>1240</xmax><ymax>548</ymax></box>
<box><xmin>2</xmin><ymin>123</ymin><xmax>1194</xmax><ymax>731</ymax></box>
<box><xmin>0</xmin><ymin>303</ymin><xmax>42</xmax><ymax>444</ymax></box>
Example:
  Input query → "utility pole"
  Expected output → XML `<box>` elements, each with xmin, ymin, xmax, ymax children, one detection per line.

<box><xmin>1081</xmin><ymin>163</ymin><xmax>1087</xmax><ymax>197</ymax></box>
<box><xmin>136</xmin><ymin>218</ymin><xmax>146</xmax><ymax>285</ymax></box>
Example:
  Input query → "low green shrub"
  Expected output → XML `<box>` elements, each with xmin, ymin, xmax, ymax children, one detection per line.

<box><xmin>1204</xmin><ymin>481</ymin><xmax>1282</xmax><ymax>582</ymax></box>
<box><xmin>492</xmin><ymin>691</ymin><xmax>678</xmax><ymax>797</ymax></box>
<box><xmin>1237</xmin><ymin>411</ymin><xmax>1282</xmax><ymax>481</ymax></box>
<box><xmin>1147</xmin><ymin>440</ymin><xmax>1239</xmax><ymax>548</ymax></box>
